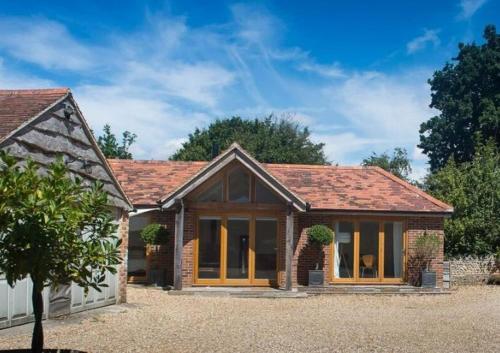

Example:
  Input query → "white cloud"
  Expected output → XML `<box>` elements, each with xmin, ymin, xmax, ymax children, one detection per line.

<box><xmin>312</xmin><ymin>132</ymin><xmax>385</xmax><ymax>165</ymax></box>
<box><xmin>406</xmin><ymin>29</ymin><xmax>440</xmax><ymax>54</ymax></box>
<box><xmin>74</xmin><ymin>84</ymin><xmax>212</xmax><ymax>159</ymax></box>
<box><xmin>298</xmin><ymin>62</ymin><xmax>345</xmax><ymax>78</ymax></box>
<box><xmin>0</xmin><ymin>7</ymin><xmax>436</xmax><ymax>170</ymax></box>
<box><xmin>322</xmin><ymin>69</ymin><xmax>434</xmax><ymax>140</ymax></box>
<box><xmin>0</xmin><ymin>17</ymin><xmax>94</xmax><ymax>70</ymax></box>
<box><xmin>0</xmin><ymin>58</ymin><xmax>54</xmax><ymax>87</ymax></box>
<box><xmin>457</xmin><ymin>0</ymin><xmax>488</xmax><ymax>20</ymax></box>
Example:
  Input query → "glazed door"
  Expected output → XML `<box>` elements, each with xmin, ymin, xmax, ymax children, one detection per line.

<box><xmin>195</xmin><ymin>215</ymin><xmax>277</xmax><ymax>285</ymax></box>
<box><xmin>332</xmin><ymin>220</ymin><xmax>405</xmax><ymax>284</ymax></box>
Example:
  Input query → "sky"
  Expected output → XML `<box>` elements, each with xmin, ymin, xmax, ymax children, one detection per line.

<box><xmin>0</xmin><ymin>0</ymin><xmax>498</xmax><ymax>180</ymax></box>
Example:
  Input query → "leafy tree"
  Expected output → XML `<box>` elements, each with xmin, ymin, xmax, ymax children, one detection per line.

<box><xmin>97</xmin><ymin>124</ymin><xmax>137</xmax><ymax>159</ymax></box>
<box><xmin>426</xmin><ymin>142</ymin><xmax>500</xmax><ymax>256</ymax></box>
<box><xmin>170</xmin><ymin>115</ymin><xmax>328</xmax><ymax>164</ymax></box>
<box><xmin>419</xmin><ymin>25</ymin><xmax>500</xmax><ymax>172</ymax></box>
<box><xmin>0</xmin><ymin>152</ymin><xmax>122</xmax><ymax>353</ymax></box>
<box><xmin>361</xmin><ymin>147</ymin><xmax>412</xmax><ymax>181</ymax></box>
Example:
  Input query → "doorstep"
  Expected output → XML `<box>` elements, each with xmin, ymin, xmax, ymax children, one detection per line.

<box><xmin>167</xmin><ymin>287</ymin><xmax>308</xmax><ymax>298</ymax></box>
<box><xmin>300</xmin><ymin>285</ymin><xmax>450</xmax><ymax>295</ymax></box>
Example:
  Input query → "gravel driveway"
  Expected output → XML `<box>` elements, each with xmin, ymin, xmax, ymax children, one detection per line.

<box><xmin>1</xmin><ymin>286</ymin><xmax>499</xmax><ymax>353</ymax></box>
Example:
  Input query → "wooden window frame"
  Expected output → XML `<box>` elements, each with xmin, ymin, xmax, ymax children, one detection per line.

<box><xmin>329</xmin><ymin>216</ymin><xmax>407</xmax><ymax>285</ymax></box>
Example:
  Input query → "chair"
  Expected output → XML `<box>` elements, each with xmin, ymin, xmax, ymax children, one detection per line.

<box><xmin>360</xmin><ymin>254</ymin><xmax>377</xmax><ymax>278</ymax></box>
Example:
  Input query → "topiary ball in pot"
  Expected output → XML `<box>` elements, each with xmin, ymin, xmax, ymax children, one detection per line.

<box><xmin>307</xmin><ymin>225</ymin><xmax>333</xmax><ymax>286</ymax></box>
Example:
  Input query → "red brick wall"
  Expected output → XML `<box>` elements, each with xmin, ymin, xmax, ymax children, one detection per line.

<box><xmin>294</xmin><ymin>213</ymin><xmax>333</xmax><ymax>286</ymax></box>
<box><xmin>118</xmin><ymin>210</ymin><xmax>129</xmax><ymax>303</ymax></box>
<box><xmin>407</xmin><ymin>216</ymin><xmax>445</xmax><ymax>288</ymax></box>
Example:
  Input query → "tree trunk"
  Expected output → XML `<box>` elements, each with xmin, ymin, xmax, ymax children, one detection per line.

<box><xmin>31</xmin><ymin>282</ymin><xmax>44</xmax><ymax>353</ymax></box>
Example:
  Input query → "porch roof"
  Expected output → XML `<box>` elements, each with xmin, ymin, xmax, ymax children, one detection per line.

<box><xmin>108</xmin><ymin>155</ymin><xmax>453</xmax><ymax>214</ymax></box>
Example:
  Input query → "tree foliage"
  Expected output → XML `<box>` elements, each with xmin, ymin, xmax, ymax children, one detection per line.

<box><xmin>419</xmin><ymin>25</ymin><xmax>500</xmax><ymax>172</ymax></box>
<box><xmin>97</xmin><ymin>124</ymin><xmax>137</xmax><ymax>159</ymax></box>
<box><xmin>0</xmin><ymin>152</ymin><xmax>122</xmax><ymax>352</ymax></box>
<box><xmin>140</xmin><ymin>223</ymin><xmax>169</xmax><ymax>245</ymax></box>
<box><xmin>426</xmin><ymin>142</ymin><xmax>500</xmax><ymax>256</ymax></box>
<box><xmin>361</xmin><ymin>147</ymin><xmax>412</xmax><ymax>181</ymax></box>
<box><xmin>170</xmin><ymin>116</ymin><xmax>328</xmax><ymax>164</ymax></box>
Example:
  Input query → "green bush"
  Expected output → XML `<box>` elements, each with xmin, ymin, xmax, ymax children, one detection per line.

<box><xmin>415</xmin><ymin>231</ymin><xmax>441</xmax><ymax>269</ymax></box>
<box><xmin>307</xmin><ymin>224</ymin><xmax>334</xmax><ymax>247</ymax></box>
<box><xmin>140</xmin><ymin>223</ymin><xmax>169</xmax><ymax>245</ymax></box>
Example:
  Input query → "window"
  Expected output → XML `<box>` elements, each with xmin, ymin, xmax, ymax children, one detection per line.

<box><xmin>228</xmin><ymin>167</ymin><xmax>250</xmax><ymax>202</ymax></box>
<box><xmin>196</xmin><ymin>180</ymin><xmax>223</xmax><ymax>202</ymax></box>
<box><xmin>255</xmin><ymin>179</ymin><xmax>281</xmax><ymax>204</ymax></box>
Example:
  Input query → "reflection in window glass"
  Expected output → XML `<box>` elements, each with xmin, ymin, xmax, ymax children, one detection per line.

<box><xmin>334</xmin><ymin>222</ymin><xmax>354</xmax><ymax>278</ymax></box>
<box><xmin>384</xmin><ymin>222</ymin><xmax>403</xmax><ymax>278</ymax></box>
<box><xmin>198</xmin><ymin>218</ymin><xmax>221</xmax><ymax>279</ymax></box>
<box><xmin>255</xmin><ymin>179</ymin><xmax>281</xmax><ymax>204</ymax></box>
<box><xmin>359</xmin><ymin>222</ymin><xmax>379</xmax><ymax>278</ymax></box>
<box><xmin>255</xmin><ymin>219</ymin><xmax>277</xmax><ymax>279</ymax></box>
<box><xmin>196</xmin><ymin>181</ymin><xmax>223</xmax><ymax>202</ymax></box>
<box><xmin>228</xmin><ymin>167</ymin><xmax>250</xmax><ymax>202</ymax></box>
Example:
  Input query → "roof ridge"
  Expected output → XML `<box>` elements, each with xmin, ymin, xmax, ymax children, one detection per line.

<box><xmin>372</xmin><ymin>166</ymin><xmax>453</xmax><ymax>211</ymax></box>
<box><xmin>107</xmin><ymin>159</ymin><xmax>208</xmax><ymax>164</ymax></box>
<box><xmin>0</xmin><ymin>88</ymin><xmax>70</xmax><ymax>95</ymax></box>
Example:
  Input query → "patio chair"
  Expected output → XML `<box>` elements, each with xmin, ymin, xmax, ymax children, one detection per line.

<box><xmin>360</xmin><ymin>254</ymin><xmax>377</xmax><ymax>277</ymax></box>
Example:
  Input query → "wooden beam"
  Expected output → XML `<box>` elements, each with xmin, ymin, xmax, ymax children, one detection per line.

<box><xmin>173</xmin><ymin>199</ymin><xmax>184</xmax><ymax>290</ymax></box>
<box><xmin>285</xmin><ymin>203</ymin><xmax>294</xmax><ymax>291</ymax></box>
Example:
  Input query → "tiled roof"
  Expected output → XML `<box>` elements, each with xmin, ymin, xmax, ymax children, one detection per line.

<box><xmin>0</xmin><ymin>88</ymin><xmax>70</xmax><ymax>141</ymax></box>
<box><xmin>108</xmin><ymin>159</ymin><xmax>452</xmax><ymax>213</ymax></box>
<box><xmin>108</xmin><ymin>160</ymin><xmax>208</xmax><ymax>207</ymax></box>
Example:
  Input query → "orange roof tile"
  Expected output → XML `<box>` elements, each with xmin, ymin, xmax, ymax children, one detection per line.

<box><xmin>108</xmin><ymin>159</ymin><xmax>452</xmax><ymax>213</ymax></box>
<box><xmin>0</xmin><ymin>88</ymin><xmax>70</xmax><ymax>141</ymax></box>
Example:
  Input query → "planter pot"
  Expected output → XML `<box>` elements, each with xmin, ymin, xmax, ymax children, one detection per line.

<box><xmin>421</xmin><ymin>270</ymin><xmax>436</xmax><ymax>288</ymax></box>
<box><xmin>308</xmin><ymin>270</ymin><xmax>324</xmax><ymax>286</ymax></box>
<box><xmin>149</xmin><ymin>269</ymin><xmax>166</xmax><ymax>287</ymax></box>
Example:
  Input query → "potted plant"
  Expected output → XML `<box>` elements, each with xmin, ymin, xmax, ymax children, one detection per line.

<box><xmin>307</xmin><ymin>224</ymin><xmax>334</xmax><ymax>286</ymax></box>
<box><xmin>140</xmin><ymin>223</ymin><xmax>169</xmax><ymax>286</ymax></box>
<box><xmin>413</xmin><ymin>231</ymin><xmax>441</xmax><ymax>287</ymax></box>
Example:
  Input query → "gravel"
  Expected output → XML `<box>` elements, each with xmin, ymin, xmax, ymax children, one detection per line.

<box><xmin>1</xmin><ymin>286</ymin><xmax>499</xmax><ymax>353</ymax></box>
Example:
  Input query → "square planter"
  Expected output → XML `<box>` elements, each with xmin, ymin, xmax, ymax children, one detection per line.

<box><xmin>421</xmin><ymin>270</ymin><xmax>436</xmax><ymax>288</ymax></box>
<box><xmin>149</xmin><ymin>269</ymin><xmax>166</xmax><ymax>287</ymax></box>
<box><xmin>308</xmin><ymin>270</ymin><xmax>324</xmax><ymax>286</ymax></box>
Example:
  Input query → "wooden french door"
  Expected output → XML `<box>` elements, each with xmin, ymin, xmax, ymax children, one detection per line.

<box><xmin>194</xmin><ymin>214</ymin><xmax>278</xmax><ymax>286</ymax></box>
<box><xmin>331</xmin><ymin>219</ymin><xmax>406</xmax><ymax>284</ymax></box>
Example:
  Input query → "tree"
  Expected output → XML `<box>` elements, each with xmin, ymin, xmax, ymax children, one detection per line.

<box><xmin>426</xmin><ymin>142</ymin><xmax>500</xmax><ymax>256</ymax></box>
<box><xmin>97</xmin><ymin>124</ymin><xmax>137</xmax><ymax>159</ymax></box>
<box><xmin>419</xmin><ymin>25</ymin><xmax>500</xmax><ymax>172</ymax></box>
<box><xmin>361</xmin><ymin>147</ymin><xmax>412</xmax><ymax>181</ymax></box>
<box><xmin>170</xmin><ymin>115</ymin><xmax>328</xmax><ymax>164</ymax></box>
<box><xmin>0</xmin><ymin>152</ymin><xmax>122</xmax><ymax>352</ymax></box>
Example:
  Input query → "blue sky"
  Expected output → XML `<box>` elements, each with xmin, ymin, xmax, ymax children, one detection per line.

<box><xmin>0</xmin><ymin>1</ymin><xmax>498</xmax><ymax>179</ymax></box>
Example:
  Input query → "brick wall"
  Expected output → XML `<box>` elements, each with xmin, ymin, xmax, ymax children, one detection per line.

<box><xmin>407</xmin><ymin>216</ymin><xmax>445</xmax><ymax>288</ymax></box>
<box><xmin>118</xmin><ymin>210</ymin><xmax>129</xmax><ymax>303</ymax></box>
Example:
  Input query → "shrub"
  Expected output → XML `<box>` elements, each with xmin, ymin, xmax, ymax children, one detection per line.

<box><xmin>140</xmin><ymin>223</ymin><xmax>169</xmax><ymax>245</ymax></box>
<box><xmin>408</xmin><ymin>231</ymin><xmax>441</xmax><ymax>286</ymax></box>
<box><xmin>307</xmin><ymin>225</ymin><xmax>334</xmax><ymax>270</ymax></box>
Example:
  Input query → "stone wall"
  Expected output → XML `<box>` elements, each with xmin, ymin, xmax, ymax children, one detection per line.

<box><xmin>446</xmin><ymin>255</ymin><xmax>497</xmax><ymax>286</ymax></box>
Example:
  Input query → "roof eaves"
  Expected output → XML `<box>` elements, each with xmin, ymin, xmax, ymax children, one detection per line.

<box><xmin>371</xmin><ymin>166</ymin><xmax>454</xmax><ymax>213</ymax></box>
